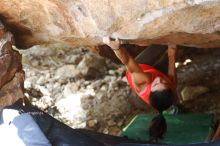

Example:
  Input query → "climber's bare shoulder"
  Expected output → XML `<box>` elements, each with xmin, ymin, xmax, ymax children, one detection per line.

<box><xmin>131</xmin><ymin>71</ymin><xmax>151</xmax><ymax>91</ymax></box>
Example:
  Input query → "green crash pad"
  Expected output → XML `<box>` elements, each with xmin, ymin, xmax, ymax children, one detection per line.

<box><xmin>122</xmin><ymin>113</ymin><xmax>214</xmax><ymax>145</ymax></box>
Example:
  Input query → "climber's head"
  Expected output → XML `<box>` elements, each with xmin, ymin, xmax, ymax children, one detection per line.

<box><xmin>151</xmin><ymin>76</ymin><xmax>170</xmax><ymax>92</ymax></box>
<box><xmin>148</xmin><ymin>76</ymin><xmax>174</xmax><ymax>141</ymax></box>
<box><xmin>150</xmin><ymin>76</ymin><xmax>173</xmax><ymax>111</ymax></box>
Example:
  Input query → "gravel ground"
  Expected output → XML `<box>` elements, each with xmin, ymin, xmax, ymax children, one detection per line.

<box><xmin>20</xmin><ymin>45</ymin><xmax>142</xmax><ymax>136</ymax></box>
<box><xmin>19</xmin><ymin>45</ymin><xmax>220</xmax><ymax>136</ymax></box>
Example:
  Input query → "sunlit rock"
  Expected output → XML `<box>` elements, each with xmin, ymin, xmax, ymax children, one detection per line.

<box><xmin>0</xmin><ymin>0</ymin><xmax>220</xmax><ymax>48</ymax></box>
<box><xmin>0</xmin><ymin>24</ymin><xmax>25</xmax><ymax>109</ymax></box>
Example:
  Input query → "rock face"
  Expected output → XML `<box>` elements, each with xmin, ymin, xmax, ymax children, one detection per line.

<box><xmin>0</xmin><ymin>0</ymin><xmax>220</xmax><ymax>49</ymax></box>
<box><xmin>0</xmin><ymin>24</ymin><xmax>25</xmax><ymax>109</ymax></box>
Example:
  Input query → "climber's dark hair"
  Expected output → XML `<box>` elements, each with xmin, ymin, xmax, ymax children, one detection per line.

<box><xmin>149</xmin><ymin>89</ymin><xmax>174</xmax><ymax>142</ymax></box>
<box><xmin>150</xmin><ymin>89</ymin><xmax>173</xmax><ymax>112</ymax></box>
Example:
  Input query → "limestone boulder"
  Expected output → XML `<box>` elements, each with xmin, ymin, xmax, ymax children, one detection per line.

<box><xmin>0</xmin><ymin>24</ymin><xmax>25</xmax><ymax>109</ymax></box>
<box><xmin>181</xmin><ymin>86</ymin><xmax>210</xmax><ymax>101</ymax></box>
<box><xmin>0</xmin><ymin>0</ymin><xmax>220</xmax><ymax>49</ymax></box>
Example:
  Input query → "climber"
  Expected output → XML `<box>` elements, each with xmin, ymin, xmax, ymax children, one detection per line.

<box><xmin>103</xmin><ymin>37</ymin><xmax>177</xmax><ymax>142</ymax></box>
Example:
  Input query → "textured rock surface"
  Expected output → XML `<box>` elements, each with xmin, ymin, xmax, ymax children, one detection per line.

<box><xmin>0</xmin><ymin>24</ymin><xmax>25</xmax><ymax>109</ymax></box>
<box><xmin>0</xmin><ymin>0</ymin><xmax>220</xmax><ymax>49</ymax></box>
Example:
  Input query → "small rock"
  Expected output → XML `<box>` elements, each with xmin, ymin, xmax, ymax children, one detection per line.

<box><xmin>45</xmin><ymin>72</ymin><xmax>51</xmax><ymax>79</ymax></box>
<box><xmin>109</xmin><ymin>126</ymin><xmax>121</xmax><ymax>136</ymax></box>
<box><xmin>36</xmin><ymin>85</ymin><xmax>51</xmax><ymax>96</ymax></box>
<box><xmin>108</xmin><ymin>80</ymin><xmax>118</xmax><ymax>91</ymax></box>
<box><xmin>33</xmin><ymin>96</ymin><xmax>53</xmax><ymax>110</ymax></box>
<box><xmin>77</xmin><ymin>53</ymin><xmax>105</xmax><ymax>79</ymax></box>
<box><xmin>63</xmin><ymin>83</ymin><xmax>80</xmax><ymax>97</ymax></box>
<box><xmin>31</xmin><ymin>59</ymin><xmax>39</xmax><ymax>66</ymax></box>
<box><xmin>45</xmin><ymin>84</ymin><xmax>54</xmax><ymax>93</ymax></box>
<box><xmin>103</xmin><ymin>128</ymin><xmax>109</xmax><ymax>134</ymax></box>
<box><xmin>110</xmin><ymin>76</ymin><xmax>117</xmax><ymax>81</ymax></box>
<box><xmin>181</xmin><ymin>86</ymin><xmax>210</xmax><ymax>101</ymax></box>
<box><xmin>55</xmin><ymin>65</ymin><xmax>80</xmax><ymax>80</ymax></box>
<box><xmin>96</xmin><ymin>91</ymin><xmax>106</xmax><ymax>101</ymax></box>
<box><xmin>36</xmin><ymin>76</ymin><xmax>45</xmax><ymax>85</ymax></box>
<box><xmin>53</xmin><ymin>82</ymin><xmax>60</xmax><ymax>89</ymax></box>
<box><xmin>82</xmin><ymin>67</ymin><xmax>101</xmax><ymax>80</ymax></box>
<box><xmin>63</xmin><ymin>83</ymin><xmax>79</xmax><ymax>97</ymax></box>
<box><xmin>65</xmin><ymin>55</ymin><xmax>82</xmax><ymax>65</ymax></box>
<box><xmin>90</xmin><ymin>80</ymin><xmax>102</xmax><ymax>89</ymax></box>
<box><xmin>116</xmin><ymin>67</ymin><xmax>126</xmax><ymax>75</ymax></box>
<box><xmin>108</xmin><ymin>70</ymin><xmax>115</xmax><ymax>75</ymax></box>
<box><xmin>26</xmin><ymin>87</ymin><xmax>43</xmax><ymax>98</ymax></box>
<box><xmin>55</xmin><ymin>92</ymin><xmax>87</xmax><ymax>124</ymax></box>
<box><xmin>87</xmin><ymin>119</ymin><xmax>98</xmax><ymax>128</ymax></box>
<box><xmin>107</xmin><ymin>119</ymin><xmax>116</xmax><ymax>126</ymax></box>
<box><xmin>78</xmin><ymin>122</ymin><xmax>87</xmax><ymax>128</ymax></box>
<box><xmin>100</xmin><ymin>85</ymin><xmax>107</xmax><ymax>91</ymax></box>
<box><xmin>84</xmin><ymin>81</ymin><xmax>90</xmax><ymax>85</ymax></box>
<box><xmin>104</xmin><ymin>76</ymin><xmax>111</xmax><ymax>81</ymax></box>
<box><xmin>28</xmin><ymin>45</ymin><xmax>56</xmax><ymax>57</ymax></box>
<box><xmin>117</xmin><ymin>119</ymin><xmax>124</xmax><ymax>127</ymax></box>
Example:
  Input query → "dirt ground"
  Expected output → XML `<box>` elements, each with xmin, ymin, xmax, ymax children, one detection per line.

<box><xmin>19</xmin><ymin>45</ymin><xmax>220</xmax><ymax>136</ymax></box>
<box><xmin>176</xmin><ymin>47</ymin><xmax>220</xmax><ymax>120</ymax></box>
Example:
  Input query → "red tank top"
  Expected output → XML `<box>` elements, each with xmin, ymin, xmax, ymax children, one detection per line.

<box><xmin>126</xmin><ymin>64</ymin><xmax>174</xmax><ymax>105</ymax></box>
